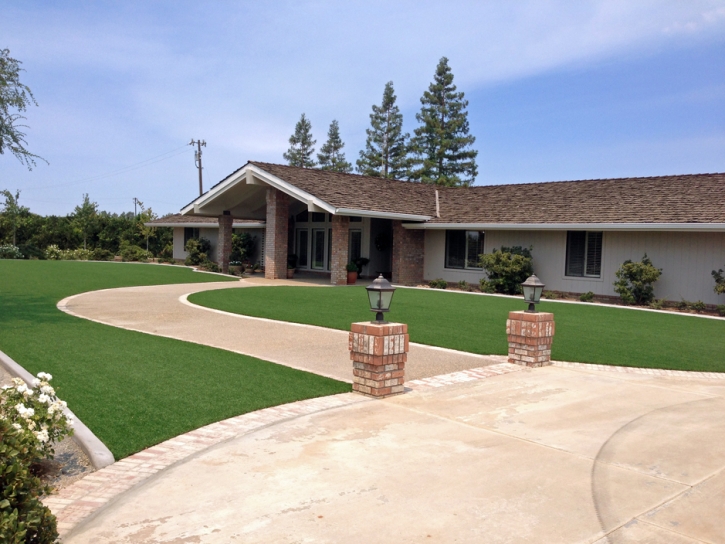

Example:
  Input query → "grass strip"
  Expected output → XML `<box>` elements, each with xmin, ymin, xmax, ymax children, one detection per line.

<box><xmin>190</xmin><ymin>286</ymin><xmax>725</xmax><ymax>372</ymax></box>
<box><xmin>0</xmin><ymin>261</ymin><xmax>349</xmax><ymax>459</ymax></box>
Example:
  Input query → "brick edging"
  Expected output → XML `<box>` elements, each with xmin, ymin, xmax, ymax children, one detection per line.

<box><xmin>552</xmin><ymin>361</ymin><xmax>725</xmax><ymax>379</ymax></box>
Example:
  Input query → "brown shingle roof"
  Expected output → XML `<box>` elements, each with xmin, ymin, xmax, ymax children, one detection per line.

<box><xmin>147</xmin><ymin>214</ymin><xmax>264</xmax><ymax>226</ymax></box>
<box><xmin>432</xmin><ymin>173</ymin><xmax>725</xmax><ymax>224</ymax></box>
<box><xmin>249</xmin><ymin>162</ymin><xmax>437</xmax><ymax>218</ymax></box>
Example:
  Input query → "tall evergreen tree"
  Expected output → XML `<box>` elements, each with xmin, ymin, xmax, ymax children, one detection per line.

<box><xmin>317</xmin><ymin>120</ymin><xmax>352</xmax><ymax>173</ymax></box>
<box><xmin>283</xmin><ymin>113</ymin><xmax>316</xmax><ymax>168</ymax></box>
<box><xmin>409</xmin><ymin>57</ymin><xmax>478</xmax><ymax>187</ymax></box>
<box><xmin>356</xmin><ymin>81</ymin><xmax>409</xmax><ymax>179</ymax></box>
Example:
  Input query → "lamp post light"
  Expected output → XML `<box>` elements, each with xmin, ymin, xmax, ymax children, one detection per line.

<box><xmin>521</xmin><ymin>274</ymin><xmax>545</xmax><ymax>313</ymax></box>
<box><xmin>366</xmin><ymin>274</ymin><xmax>396</xmax><ymax>323</ymax></box>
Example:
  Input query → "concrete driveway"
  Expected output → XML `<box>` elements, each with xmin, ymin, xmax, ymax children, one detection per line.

<box><xmin>65</xmin><ymin>364</ymin><xmax>725</xmax><ymax>544</ymax></box>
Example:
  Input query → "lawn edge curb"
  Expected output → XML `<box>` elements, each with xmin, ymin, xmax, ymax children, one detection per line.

<box><xmin>0</xmin><ymin>348</ymin><xmax>115</xmax><ymax>470</ymax></box>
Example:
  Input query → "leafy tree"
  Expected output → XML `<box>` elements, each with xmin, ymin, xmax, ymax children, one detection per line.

<box><xmin>479</xmin><ymin>246</ymin><xmax>534</xmax><ymax>295</ymax></box>
<box><xmin>317</xmin><ymin>120</ymin><xmax>352</xmax><ymax>173</ymax></box>
<box><xmin>135</xmin><ymin>201</ymin><xmax>157</xmax><ymax>253</ymax></box>
<box><xmin>357</xmin><ymin>81</ymin><xmax>410</xmax><ymax>179</ymax></box>
<box><xmin>1</xmin><ymin>189</ymin><xmax>28</xmax><ymax>245</ymax></box>
<box><xmin>613</xmin><ymin>254</ymin><xmax>662</xmax><ymax>305</ymax></box>
<box><xmin>409</xmin><ymin>57</ymin><xmax>478</xmax><ymax>187</ymax></box>
<box><xmin>72</xmin><ymin>193</ymin><xmax>98</xmax><ymax>250</ymax></box>
<box><xmin>0</xmin><ymin>49</ymin><xmax>46</xmax><ymax>169</ymax></box>
<box><xmin>283</xmin><ymin>113</ymin><xmax>316</xmax><ymax>168</ymax></box>
<box><xmin>712</xmin><ymin>267</ymin><xmax>725</xmax><ymax>295</ymax></box>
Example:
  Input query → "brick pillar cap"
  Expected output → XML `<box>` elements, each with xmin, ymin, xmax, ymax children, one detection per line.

<box><xmin>507</xmin><ymin>311</ymin><xmax>554</xmax><ymax>322</ymax></box>
<box><xmin>351</xmin><ymin>322</ymin><xmax>408</xmax><ymax>335</ymax></box>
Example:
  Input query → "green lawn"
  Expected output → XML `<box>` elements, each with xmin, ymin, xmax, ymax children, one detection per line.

<box><xmin>0</xmin><ymin>261</ymin><xmax>349</xmax><ymax>459</ymax></box>
<box><xmin>190</xmin><ymin>286</ymin><xmax>725</xmax><ymax>372</ymax></box>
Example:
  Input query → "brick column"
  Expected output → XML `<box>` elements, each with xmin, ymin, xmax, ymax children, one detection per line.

<box><xmin>330</xmin><ymin>215</ymin><xmax>350</xmax><ymax>285</ymax></box>
<box><xmin>265</xmin><ymin>188</ymin><xmax>289</xmax><ymax>279</ymax></box>
<box><xmin>350</xmin><ymin>322</ymin><xmax>408</xmax><ymax>398</ymax></box>
<box><xmin>391</xmin><ymin>220</ymin><xmax>424</xmax><ymax>285</ymax></box>
<box><xmin>506</xmin><ymin>311</ymin><xmax>555</xmax><ymax>367</ymax></box>
<box><xmin>216</xmin><ymin>212</ymin><xmax>233</xmax><ymax>274</ymax></box>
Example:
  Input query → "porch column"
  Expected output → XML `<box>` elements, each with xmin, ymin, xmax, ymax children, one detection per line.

<box><xmin>391</xmin><ymin>220</ymin><xmax>424</xmax><ymax>285</ymax></box>
<box><xmin>216</xmin><ymin>212</ymin><xmax>233</xmax><ymax>274</ymax></box>
<box><xmin>330</xmin><ymin>215</ymin><xmax>350</xmax><ymax>285</ymax></box>
<box><xmin>265</xmin><ymin>188</ymin><xmax>289</xmax><ymax>279</ymax></box>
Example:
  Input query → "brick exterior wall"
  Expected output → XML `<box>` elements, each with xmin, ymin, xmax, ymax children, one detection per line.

<box><xmin>265</xmin><ymin>188</ymin><xmax>289</xmax><ymax>279</ymax></box>
<box><xmin>392</xmin><ymin>220</ymin><xmax>424</xmax><ymax>285</ymax></box>
<box><xmin>330</xmin><ymin>215</ymin><xmax>350</xmax><ymax>286</ymax></box>
<box><xmin>349</xmin><ymin>322</ymin><xmax>408</xmax><ymax>398</ymax></box>
<box><xmin>216</xmin><ymin>213</ymin><xmax>233</xmax><ymax>274</ymax></box>
<box><xmin>506</xmin><ymin>311</ymin><xmax>555</xmax><ymax>367</ymax></box>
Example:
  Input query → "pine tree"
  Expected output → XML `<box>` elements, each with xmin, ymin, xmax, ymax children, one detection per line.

<box><xmin>356</xmin><ymin>81</ymin><xmax>410</xmax><ymax>179</ymax></box>
<box><xmin>317</xmin><ymin>120</ymin><xmax>352</xmax><ymax>173</ymax></box>
<box><xmin>409</xmin><ymin>57</ymin><xmax>478</xmax><ymax>187</ymax></box>
<box><xmin>283</xmin><ymin>113</ymin><xmax>316</xmax><ymax>168</ymax></box>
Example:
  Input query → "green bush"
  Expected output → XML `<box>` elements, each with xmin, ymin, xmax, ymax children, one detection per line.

<box><xmin>713</xmin><ymin>268</ymin><xmax>725</xmax><ymax>295</ymax></box>
<box><xmin>676</xmin><ymin>300</ymin><xmax>691</xmax><ymax>311</ymax></box>
<box><xmin>0</xmin><ymin>244</ymin><xmax>24</xmax><ymax>259</ymax></box>
<box><xmin>613</xmin><ymin>254</ymin><xmax>662</xmax><ymax>305</ymax></box>
<box><xmin>479</xmin><ymin>246</ymin><xmax>534</xmax><ymax>295</ymax></box>
<box><xmin>0</xmin><ymin>420</ymin><xmax>59</xmax><ymax>544</ymax></box>
<box><xmin>199</xmin><ymin>260</ymin><xmax>220</xmax><ymax>273</ymax></box>
<box><xmin>542</xmin><ymin>290</ymin><xmax>559</xmax><ymax>300</ymax></box>
<box><xmin>91</xmin><ymin>248</ymin><xmax>114</xmax><ymax>261</ymax></box>
<box><xmin>649</xmin><ymin>299</ymin><xmax>665</xmax><ymax>310</ymax></box>
<box><xmin>43</xmin><ymin>245</ymin><xmax>95</xmax><ymax>261</ymax></box>
<box><xmin>18</xmin><ymin>243</ymin><xmax>44</xmax><ymax>260</ymax></box>
<box><xmin>120</xmin><ymin>241</ymin><xmax>151</xmax><ymax>262</ymax></box>
<box><xmin>230</xmin><ymin>233</ymin><xmax>256</xmax><ymax>263</ymax></box>
<box><xmin>184</xmin><ymin>238</ymin><xmax>211</xmax><ymax>266</ymax></box>
<box><xmin>457</xmin><ymin>280</ymin><xmax>472</xmax><ymax>292</ymax></box>
<box><xmin>429</xmin><ymin>278</ymin><xmax>448</xmax><ymax>289</ymax></box>
<box><xmin>345</xmin><ymin>262</ymin><xmax>358</xmax><ymax>273</ymax></box>
<box><xmin>717</xmin><ymin>305</ymin><xmax>725</xmax><ymax>317</ymax></box>
<box><xmin>579</xmin><ymin>291</ymin><xmax>595</xmax><ymax>302</ymax></box>
<box><xmin>478</xmin><ymin>279</ymin><xmax>496</xmax><ymax>293</ymax></box>
<box><xmin>691</xmin><ymin>300</ymin><xmax>707</xmax><ymax>314</ymax></box>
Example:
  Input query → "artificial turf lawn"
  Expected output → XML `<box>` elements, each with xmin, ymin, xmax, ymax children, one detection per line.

<box><xmin>0</xmin><ymin>261</ymin><xmax>349</xmax><ymax>459</ymax></box>
<box><xmin>190</xmin><ymin>286</ymin><xmax>725</xmax><ymax>373</ymax></box>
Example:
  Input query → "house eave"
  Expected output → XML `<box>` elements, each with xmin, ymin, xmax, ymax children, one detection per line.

<box><xmin>144</xmin><ymin>222</ymin><xmax>266</xmax><ymax>229</ymax></box>
<box><xmin>402</xmin><ymin>222</ymin><xmax>725</xmax><ymax>232</ymax></box>
<box><xmin>334</xmin><ymin>208</ymin><xmax>431</xmax><ymax>222</ymax></box>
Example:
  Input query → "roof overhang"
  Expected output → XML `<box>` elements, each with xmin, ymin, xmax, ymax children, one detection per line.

<box><xmin>181</xmin><ymin>163</ymin><xmax>433</xmax><ymax>222</ymax></box>
<box><xmin>144</xmin><ymin>221</ymin><xmax>266</xmax><ymax>228</ymax></box>
<box><xmin>402</xmin><ymin>222</ymin><xmax>725</xmax><ymax>232</ymax></box>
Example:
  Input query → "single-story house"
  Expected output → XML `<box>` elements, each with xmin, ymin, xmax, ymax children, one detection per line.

<box><xmin>149</xmin><ymin>161</ymin><xmax>725</xmax><ymax>305</ymax></box>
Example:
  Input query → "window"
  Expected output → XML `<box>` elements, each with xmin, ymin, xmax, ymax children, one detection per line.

<box><xmin>327</xmin><ymin>228</ymin><xmax>332</xmax><ymax>270</ymax></box>
<box><xmin>445</xmin><ymin>230</ymin><xmax>484</xmax><ymax>269</ymax></box>
<box><xmin>349</xmin><ymin>230</ymin><xmax>362</xmax><ymax>262</ymax></box>
<box><xmin>295</xmin><ymin>211</ymin><xmax>309</xmax><ymax>222</ymax></box>
<box><xmin>311</xmin><ymin>212</ymin><xmax>326</xmax><ymax>223</ymax></box>
<box><xmin>183</xmin><ymin>227</ymin><xmax>199</xmax><ymax>246</ymax></box>
<box><xmin>312</xmin><ymin>229</ymin><xmax>325</xmax><ymax>269</ymax></box>
<box><xmin>566</xmin><ymin>231</ymin><xmax>602</xmax><ymax>277</ymax></box>
<box><xmin>296</xmin><ymin>229</ymin><xmax>309</xmax><ymax>268</ymax></box>
<box><xmin>349</xmin><ymin>216</ymin><xmax>362</xmax><ymax>223</ymax></box>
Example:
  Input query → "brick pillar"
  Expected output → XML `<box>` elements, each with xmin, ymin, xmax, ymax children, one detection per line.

<box><xmin>330</xmin><ymin>215</ymin><xmax>350</xmax><ymax>285</ymax></box>
<box><xmin>265</xmin><ymin>188</ymin><xmax>289</xmax><ymax>279</ymax></box>
<box><xmin>216</xmin><ymin>212</ymin><xmax>233</xmax><ymax>274</ymax></box>
<box><xmin>506</xmin><ymin>311</ymin><xmax>555</xmax><ymax>367</ymax></box>
<box><xmin>349</xmin><ymin>322</ymin><xmax>408</xmax><ymax>398</ymax></box>
<box><xmin>391</xmin><ymin>220</ymin><xmax>424</xmax><ymax>285</ymax></box>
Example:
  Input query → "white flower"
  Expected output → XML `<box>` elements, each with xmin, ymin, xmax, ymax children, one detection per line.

<box><xmin>12</xmin><ymin>423</ymin><xmax>22</xmax><ymax>430</ymax></box>
<box><xmin>60</xmin><ymin>400</ymin><xmax>67</xmax><ymax>408</ymax></box>
<box><xmin>38</xmin><ymin>393</ymin><xmax>50</xmax><ymax>404</ymax></box>
<box><xmin>1</xmin><ymin>385</ymin><xmax>11</xmax><ymax>390</ymax></box>
<box><xmin>37</xmin><ymin>372</ymin><xmax>52</xmax><ymax>381</ymax></box>
<box><xmin>15</xmin><ymin>404</ymin><xmax>35</xmax><ymax>419</ymax></box>
<box><xmin>40</xmin><ymin>385</ymin><xmax>55</xmax><ymax>396</ymax></box>
<box><xmin>32</xmin><ymin>378</ymin><xmax>40</xmax><ymax>387</ymax></box>
<box><xmin>28</xmin><ymin>420</ymin><xmax>36</xmax><ymax>430</ymax></box>
<box><xmin>34</xmin><ymin>430</ymin><xmax>49</xmax><ymax>443</ymax></box>
<box><xmin>16</xmin><ymin>384</ymin><xmax>27</xmax><ymax>394</ymax></box>
<box><xmin>11</xmin><ymin>378</ymin><xmax>24</xmax><ymax>386</ymax></box>
<box><xmin>67</xmin><ymin>417</ymin><xmax>74</xmax><ymax>427</ymax></box>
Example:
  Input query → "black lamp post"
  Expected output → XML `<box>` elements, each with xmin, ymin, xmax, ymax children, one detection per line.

<box><xmin>521</xmin><ymin>274</ymin><xmax>545</xmax><ymax>313</ymax></box>
<box><xmin>366</xmin><ymin>274</ymin><xmax>396</xmax><ymax>323</ymax></box>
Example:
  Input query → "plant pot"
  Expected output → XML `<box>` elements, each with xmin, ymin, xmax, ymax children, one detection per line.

<box><xmin>287</xmin><ymin>268</ymin><xmax>295</xmax><ymax>279</ymax></box>
<box><xmin>347</xmin><ymin>271</ymin><xmax>358</xmax><ymax>284</ymax></box>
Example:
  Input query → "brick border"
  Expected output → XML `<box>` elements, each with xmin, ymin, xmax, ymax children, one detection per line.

<box><xmin>406</xmin><ymin>362</ymin><xmax>523</xmax><ymax>390</ymax></box>
<box><xmin>552</xmin><ymin>360</ymin><xmax>725</xmax><ymax>380</ymax></box>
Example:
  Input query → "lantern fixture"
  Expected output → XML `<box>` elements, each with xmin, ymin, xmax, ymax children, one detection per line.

<box><xmin>521</xmin><ymin>274</ymin><xmax>545</xmax><ymax>313</ymax></box>
<box><xmin>366</xmin><ymin>274</ymin><xmax>396</xmax><ymax>323</ymax></box>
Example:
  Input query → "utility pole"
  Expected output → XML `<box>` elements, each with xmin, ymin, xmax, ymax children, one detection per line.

<box><xmin>133</xmin><ymin>197</ymin><xmax>142</xmax><ymax>217</ymax></box>
<box><xmin>189</xmin><ymin>139</ymin><xmax>206</xmax><ymax>196</ymax></box>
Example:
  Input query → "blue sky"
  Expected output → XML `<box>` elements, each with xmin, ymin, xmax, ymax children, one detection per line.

<box><xmin>2</xmin><ymin>1</ymin><xmax>724</xmax><ymax>216</ymax></box>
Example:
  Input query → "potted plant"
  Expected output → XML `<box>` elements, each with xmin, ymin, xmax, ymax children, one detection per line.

<box><xmin>352</xmin><ymin>257</ymin><xmax>370</xmax><ymax>278</ymax></box>
<box><xmin>287</xmin><ymin>254</ymin><xmax>298</xmax><ymax>279</ymax></box>
<box><xmin>346</xmin><ymin>262</ymin><xmax>359</xmax><ymax>284</ymax></box>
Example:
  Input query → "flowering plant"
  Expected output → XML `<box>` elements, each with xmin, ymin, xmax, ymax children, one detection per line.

<box><xmin>0</xmin><ymin>244</ymin><xmax>24</xmax><ymax>259</ymax></box>
<box><xmin>0</xmin><ymin>372</ymin><xmax>74</xmax><ymax>460</ymax></box>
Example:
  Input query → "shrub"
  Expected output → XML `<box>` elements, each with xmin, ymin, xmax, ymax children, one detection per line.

<box><xmin>429</xmin><ymin>278</ymin><xmax>448</xmax><ymax>289</ymax></box>
<box><xmin>542</xmin><ymin>290</ymin><xmax>559</xmax><ymax>300</ymax></box>
<box><xmin>18</xmin><ymin>243</ymin><xmax>44</xmax><ymax>260</ymax></box>
<box><xmin>717</xmin><ymin>305</ymin><xmax>725</xmax><ymax>317</ymax></box>
<box><xmin>649</xmin><ymin>299</ymin><xmax>665</xmax><ymax>310</ymax></box>
<box><xmin>479</xmin><ymin>246</ymin><xmax>534</xmax><ymax>295</ymax></box>
<box><xmin>345</xmin><ymin>262</ymin><xmax>358</xmax><ymax>273</ymax></box>
<box><xmin>579</xmin><ymin>291</ymin><xmax>595</xmax><ymax>302</ymax></box>
<box><xmin>184</xmin><ymin>238</ymin><xmax>211</xmax><ymax>266</ymax></box>
<box><xmin>479</xmin><ymin>279</ymin><xmax>496</xmax><ymax>293</ymax></box>
<box><xmin>613</xmin><ymin>254</ymin><xmax>662</xmax><ymax>305</ymax></box>
<box><xmin>91</xmin><ymin>248</ymin><xmax>114</xmax><ymax>261</ymax></box>
<box><xmin>457</xmin><ymin>280</ymin><xmax>472</xmax><ymax>292</ymax></box>
<box><xmin>120</xmin><ymin>242</ymin><xmax>151</xmax><ymax>262</ymax></box>
<box><xmin>0</xmin><ymin>244</ymin><xmax>24</xmax><ymax>259</ymax></box>
<box><xmin>44</xmin><ymin>245</ymin><xmax>63</xmax><ymax>260</ymax></box>
<box><xmin>691</xmin><ymin>300</ymin><xmax>707</xmax><ymax>314</ymax></box>
<box><xmin>713</xmin><ymin>268</ymin><xmax>725</xmax><ymax>295</ymax></box>
<box><xmin>230</xmin><ymin>233</ymin><xmax>256</xmax><ymax>263</ymax></box>
<box><xmin>676</xmin><ymin>299</ymin><xmax>691</xmax><ymax>311</ymax></box>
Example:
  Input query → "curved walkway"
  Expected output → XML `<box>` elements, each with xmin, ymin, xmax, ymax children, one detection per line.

<box><xmin>58</xmin><ymin>277</ymin><xmax>504</xmax><ymax>382</ymax></box>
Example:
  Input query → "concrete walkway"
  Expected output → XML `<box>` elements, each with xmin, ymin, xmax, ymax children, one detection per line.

<box><xmin>63</xmin><ymin>364</ymin><xmax>725</xmax><ymax>544</ymax></box>
<box><xmin>59</xmin><ymin>277</ymin><xmax>502</xmax><ymax>382</ymax></box>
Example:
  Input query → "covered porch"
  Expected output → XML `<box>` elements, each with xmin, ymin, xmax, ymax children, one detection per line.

<box><xmin>180</xmin><ymin>163</ymin><xmax>428</xmax><ymax>285</ymax></box>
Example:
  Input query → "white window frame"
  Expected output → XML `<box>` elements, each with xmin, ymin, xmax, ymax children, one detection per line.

<box><xmin>565</xmin><ymin>231</ymin><xmax>603</xmax><ymax>278</ymax></box>
<box><xmin>444</xmin><ymin>230</ymin><xmax>485</xmax><ymax>270</ymax></box>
